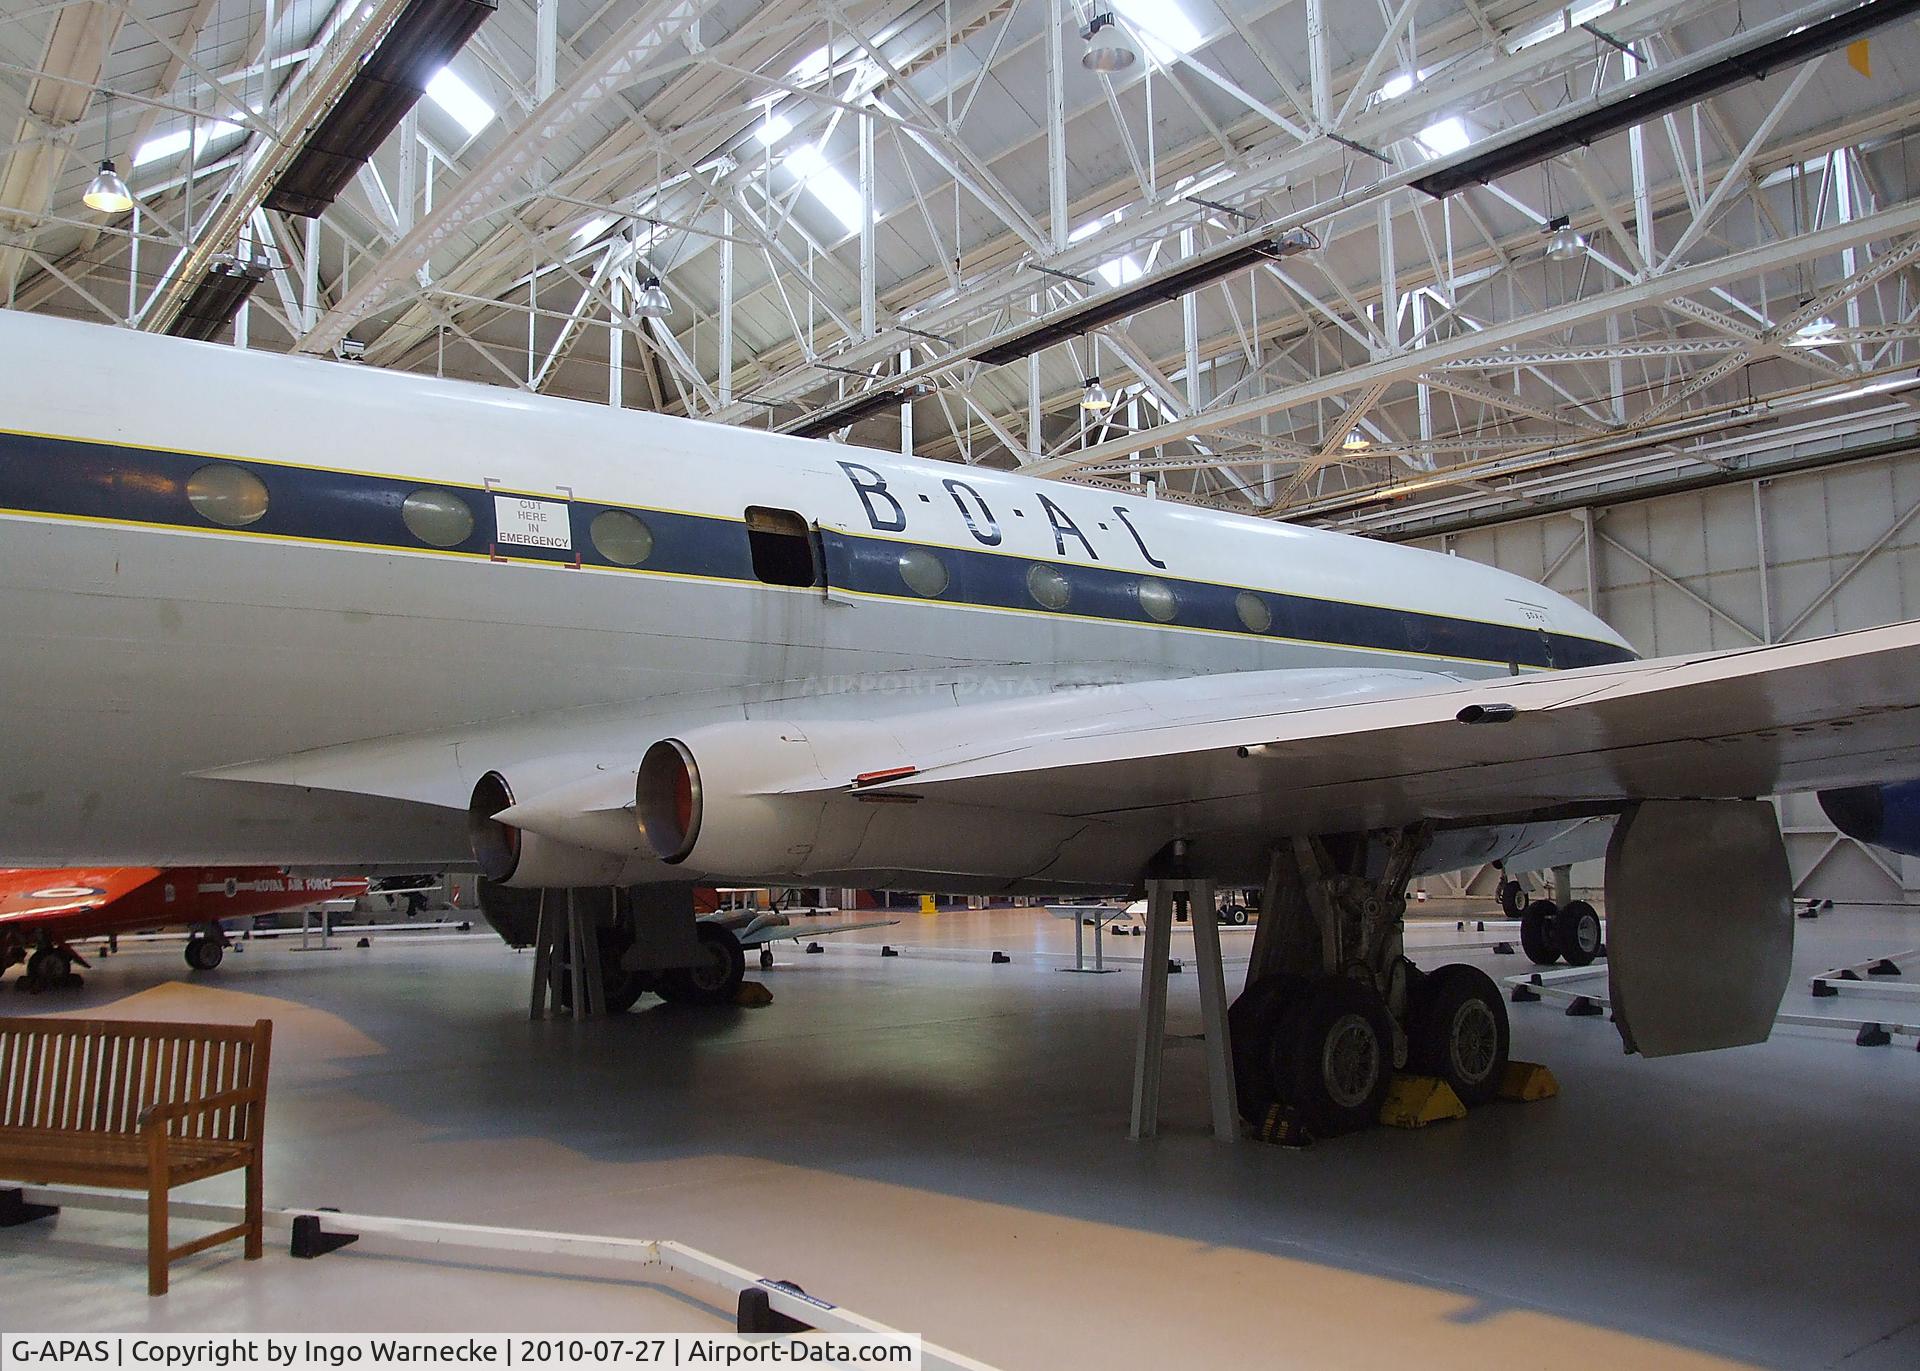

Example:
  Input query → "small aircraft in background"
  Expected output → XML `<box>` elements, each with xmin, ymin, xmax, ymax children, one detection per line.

<box><xmin>701</xmin><ymin>907</ymin><xmax>900</xmax><ymax>970</ymax></box>
<box><xmin>0</xmin><ymin>866</ymin><xmax>371</xmax><ymax>990</ymax></box>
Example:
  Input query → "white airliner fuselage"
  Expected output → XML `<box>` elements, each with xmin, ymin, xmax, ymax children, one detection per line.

<box><xmin>0</xmin><ymin>313</ymin><xmax>1630</xmax><ymax>876</ymax></box>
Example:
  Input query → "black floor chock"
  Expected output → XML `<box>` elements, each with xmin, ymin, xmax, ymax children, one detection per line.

<box><xmin>290</xmin><ymin>1212</ymin><xmax>359</xmax><ymax>1260</ymax></box>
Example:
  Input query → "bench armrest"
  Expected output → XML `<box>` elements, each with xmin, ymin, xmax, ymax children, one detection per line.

<box><xmin>138</xmin><ymin>1088</ymin><xmax>264</xmax><ymax>1131</ymax></box>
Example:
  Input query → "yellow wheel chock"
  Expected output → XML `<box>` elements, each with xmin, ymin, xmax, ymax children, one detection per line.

<box><xmin>1497</xmin><ymin>1059</ymin><xmax>1560</xmax><ymax>1101</ymax></box>
<box><xmin>1377</xmin><ymin>1075</ymin><xmax>1467</xmax><ymax>1128</ymax></box>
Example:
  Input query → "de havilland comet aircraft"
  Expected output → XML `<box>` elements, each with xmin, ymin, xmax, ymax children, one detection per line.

<box><xmin>5</xmin><ymin>310</ymin><xmax>1919</xmax><ymax>1135</ymax></box>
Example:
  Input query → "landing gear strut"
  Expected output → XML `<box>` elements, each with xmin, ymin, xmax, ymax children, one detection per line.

<box><xmin>1232</xmin><ymin>826</ymin><xmax>1511</xmax><ymax>1136</ymax></box>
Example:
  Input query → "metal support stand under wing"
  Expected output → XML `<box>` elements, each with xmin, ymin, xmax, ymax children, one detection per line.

<box><xmin>1129</xmin><ymin>877</ymin><xmax>1238</xmax><ymax>1143</ymax></box>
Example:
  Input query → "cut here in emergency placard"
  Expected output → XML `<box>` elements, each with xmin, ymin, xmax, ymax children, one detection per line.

<box><xmin>493</xmin><ymin>495</ymin><xmax>572</xmax><ymax>551</ymax></box>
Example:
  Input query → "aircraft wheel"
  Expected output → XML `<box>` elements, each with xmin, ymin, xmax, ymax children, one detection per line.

<box><xmin>758</xmin><ymin>946</ymin><xmax>774</xmax><ymax>971</ymax></box>
<box><xmin>1499</xmin><ymin>880</ymin><xmax>1529</xmax><ymax>919</ymax></box>
<box><xmin>1221</xmin><ymin>904</ymin><xmax>1250</xmax><ymax>926</ymax></box>
<box><xmin>1519</xmin><ymin>900</ymin><xmax>1560</xmax><ymax>965</ymax></box>
<box><xmin>1551</xmin><ymin>900</ymin><xmax>1603</xmax><ymax>967</ymax></box>
<box><xmin>26</xmin><ymin>948</ymin><xmax>67</xmax><ymax>988</ymax></box>
<box><xmin>1269</xmin><ymin>978</ymin><xmax>1395</xmax><ymax>1138</ymax></box>
<box><xmin>1228</xmin><ymin>972</ymin><xmax>1309</xmax><ymax>1123</ymax></box>
<box><xmin>1407</xmin><ymin>964</ymin><xmax>1509</xmax><ymax>1106</ymax></box>
<box><xmin>660</xmin><ymin>923</ymin><xmax>746</xmax><ymax>1007</ymax></box>
<box><xmin>185</xmin><ymin>937</ymin><xmax>225</xmax><ymax>972</ymax></box>
<box><xmin>554</xmin><ymin>932</ymin><xmax>650</xmax><ymax>1014</ymax></box>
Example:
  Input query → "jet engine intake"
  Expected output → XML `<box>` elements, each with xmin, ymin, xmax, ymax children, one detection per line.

<box><xmin>634</xmin><ymin>724</ymin><xmax>1155</xmax><ymax>890</ymax></box>
<box><xmin>468</xmin><ymin>770</ymin><xmax>660</xmax><ymax>888</ymax></box>
<box><xmin>1818</xmin><ymin>779</ymin><xmax>1920</xmax><ymax>858</ymax></box>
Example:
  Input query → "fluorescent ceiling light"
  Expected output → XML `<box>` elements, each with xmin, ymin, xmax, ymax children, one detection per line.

<box><xmin>1416</xmin><ymin>116</ymin><xmax>1472</xmax><ymax>158</ymax></box>
<box><xmin>427</xmin><ymin>67</ymin><xmax>493</xmax><ymax>137</ymax></box>
<box><xmin>134</xmin><ymin>117</ymin><xmax>245</xmax><ymax>169</ymax></box>
<box><xmin>1375</xmin><ymin>66</ymin><xmax>1433</xmax><ymax>103</ymax></box>
<box><xmin>784</xmin><ymin>143</ymin><xmax>863</xmax><ymax>230</ymax></box>
<box><xmin>1069</xmin><ymin>213</ymin><xmax>1143</xmax><ymax>288</ymax></box>
<box><xmin>790</xmin><ymin>46</ymin><xmax>830</xmax><ymax>81</ymax></box>
<box><xmin>1110</xmin><ymin>0</ymin><xmax>1202</xmax><ymax>64</ymax></box>
<box><xmin>756</xmin><ymin>113</ymin><xmax>793</xmax><ymax>146</ymax></box>
<box><xmin>134</xmin><ymin>130</ymin><xmax>190</xmax><ymax>166</ymax></box>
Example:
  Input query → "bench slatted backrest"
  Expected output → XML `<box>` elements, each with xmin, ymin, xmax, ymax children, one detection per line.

<box><xmin>0</xmin><ymin>1018</ymin><xmax>269</xmax><ymax>1141</ymax></box>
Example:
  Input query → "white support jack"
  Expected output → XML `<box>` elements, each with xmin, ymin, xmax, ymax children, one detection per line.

<box><xmin>529</xmin><ymin>889</ymin><xmax>605</xmax><ymax>1019</ymax></box>
<box><xmin>1129</xmin><ymin>877</ymin><xmax>1239</xmax><ymax>1142</ymax></box>
<box><xmin>294</xmin><ymin>908</ymin><xmax>335</xmax><ymax>952</ymax></box>
<box><xmin>1045</xmin><ymin>902</ymin><xmax>1124</xmax><ymax>973</ymax></box>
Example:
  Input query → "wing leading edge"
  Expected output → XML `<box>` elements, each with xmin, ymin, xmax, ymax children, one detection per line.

<box><xmin>850</xmin><ymin>621</ymin><xmax>1920</xmax><ymax>838</ymax></box>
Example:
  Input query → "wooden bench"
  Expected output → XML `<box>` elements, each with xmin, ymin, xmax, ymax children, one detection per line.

<box><xmin>0</xmin><ymin>1016</ymin><xmax>272</xmax><ymax>1295</ymax></box>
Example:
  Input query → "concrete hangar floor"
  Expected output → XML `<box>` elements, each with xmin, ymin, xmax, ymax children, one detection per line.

<box><xmin>3</xmin><ymin>903</ymin><xmax>1918</xmax><ymax>1370</ymax></box>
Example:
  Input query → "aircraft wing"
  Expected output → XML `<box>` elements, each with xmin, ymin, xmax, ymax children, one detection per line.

<box><xmin>735</xmin><ymin>917</ymin><xmax>900</xmax><ymax>947</ymax></box>
<box><xmin>0</xmin><ymin>868</ymin><xmax>163</xmax><ymax>923</ymax></box>
<box><xmin>843</xmin><ymin>621</ymin><xmax>1920</xmax><ymax>834</ymax></box>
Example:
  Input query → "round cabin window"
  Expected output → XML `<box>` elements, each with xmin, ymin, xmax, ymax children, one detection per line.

<box><xmin>1136</xmin><ymin>578</ymin><xmax>1178</xmax><ymax>623</ymax></box>
<box><xmin>897</xmin><ymin>546</ymin><xmax>949</xmax><ymax>598</ymax></box>
<box><xmin>401</xmin><ymin>489</ymin><xmax>475</xmax><ymax>548</ymax></box>
<box><xmin>1235</xmin><ymin>591</ymin><xmax>1273</xmax><ymax>634</ymax></box>
<box><xmin>591</xmin><ymin>509</ymin><xmax>654</xmax><ymax>566</ymax></box>
<box><xmin>1026</xmin><ymin>563</ymin><xmax>1071</xmax><ymax>611</ymax></box>
<box><xmin>185</xmin><ymin>463</ymin><xmax>269</xmax><ymax>527</ymax></box>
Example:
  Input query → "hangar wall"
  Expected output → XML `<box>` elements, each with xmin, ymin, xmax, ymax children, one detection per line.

<box><xmin>1407</xmin><ymin>446</ymin><xmax>1920</xmax><ymax>905</ymax></box>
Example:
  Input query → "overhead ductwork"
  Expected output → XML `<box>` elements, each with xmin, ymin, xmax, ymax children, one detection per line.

<box><xmin>264</xmin><ymin>0</ymin><xmax>497</xmax><ymax>218</ymax></box>
<box><xmin>1409</xmin><ymin>0</ymin><xmax>1920</xmax><ymax>198</ymax></box>
<box><xmin>165</xmin><ymin>251</ymin><xmax>271</xmax><ymax>342</ymax></box>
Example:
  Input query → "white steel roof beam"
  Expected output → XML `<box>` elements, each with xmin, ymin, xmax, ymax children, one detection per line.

<box><xmin>299</xmin><ymin>0</ymin><xmax>727</xmax><ymax>354</ymax></box>
<box><xmin>1027</xmin><ymin>197</ymin><xmax>1920</xmax><ymax>476</ymax></box>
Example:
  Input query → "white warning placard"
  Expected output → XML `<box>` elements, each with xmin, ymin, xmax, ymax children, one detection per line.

<box><xmin>493</xmin><ymin>495</ymin><xmax>572</xmax><ymax>551</ymax></box>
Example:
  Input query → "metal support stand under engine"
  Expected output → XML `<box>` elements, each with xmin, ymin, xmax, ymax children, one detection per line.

<box><xmin>1129</xmin><ymin>876</ymin><xmax>1239</xmax><ymax>1143</ymax></box>
<box><xmin>529</xmin><ymin>888</ymin><xmax>605</xmax><ymax>1019</ymax></box>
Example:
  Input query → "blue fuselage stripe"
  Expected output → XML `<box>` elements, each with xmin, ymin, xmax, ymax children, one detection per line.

<box><xmin>0</xmin><ymin>429</ymin><xmax>1635</xmax><ymax>670</ymax></box>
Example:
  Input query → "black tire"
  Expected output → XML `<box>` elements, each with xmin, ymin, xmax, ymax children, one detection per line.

<box><xmin>1519</xmin><ymin>900</ymin><xmax>1560</xmax><ymax>966</ymax></box>
<box><xmin>1552</xmin><ymin>900</ymin><xmax>1602</xmax><ymax>967</ymax></box>
<box><xmin>554</xmin><ymin>932</ymin><xmax>651</xmax><ymax>1014</ymax></box>
<box><xmin>660</xmin><ymin>922</ymin><xmax>746</xmax><ymax>1007</ymax></box>
<box><xmin>1221</xmin><ymin>904</ymin><xmax>1250</xmax><ymax>926</ymax></box>
<box><xmin>26</xmin><ymin>948</ymin><xmax>65</xmax><ymax>986</ymax></box>
<box><xmin>1268</xmin><ymin>977</ymin><xmax>1395</xmax><ymax>1138</ymax></box>
<box><xmin>1499</xmin><ymin>881</ymin><xmax>1529</xmax><ymax>918</ymax></box>
<box><xmin>1407</xmin><ymin>964</ymin><xmax>1510</xmax><ymax>1107</ymax></box>
<box><xmin>1228</xmin><ymin>972</ymin><xmax>1309</xmax><ymax>1124</ymax></box>
<box><xmin>184</xmin><ymin>938</ymin><xmax>224</xmax><ymax>972</ymax></box>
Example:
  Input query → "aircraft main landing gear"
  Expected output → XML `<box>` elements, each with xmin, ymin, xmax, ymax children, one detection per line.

<box><xmin>185</xmin><ymin>928</ymin><xmax>227</xmax><ymax>971</ymax></box>
<box><xmin>657</xmin><ymin>922</ymin><xmax>746</xmax><ymax>1007</ymax></box>
<box><xmin>1519</xmin><ymin>899</ymin><xmax>1602</xmax><ymax>967</ymax></box>
<box><xmin>1233</xmin><ymin>826</ymin><xmax>1511</xmax><ymax>1137</ymax></box>
<box><xmin>18</xmin><ymin>940</ymin><xmax>84</xmax><ymax>992</ymax></box>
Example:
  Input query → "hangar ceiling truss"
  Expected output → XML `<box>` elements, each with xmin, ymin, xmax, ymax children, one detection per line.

<box><xmin>4</xmin><ymin>0</ymin><xmax>1919</xmax><ymax>533</ymax></box>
